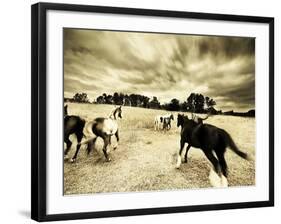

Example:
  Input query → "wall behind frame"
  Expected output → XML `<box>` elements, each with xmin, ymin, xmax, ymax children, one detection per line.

<box><xmin>0</xmin><ymin>0</ymin><xmax>279</xmax><ymax>223</ymax></box>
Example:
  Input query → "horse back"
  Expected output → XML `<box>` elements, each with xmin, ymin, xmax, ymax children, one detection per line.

<box><xmin>196</xmin><ymin>124</ymin><xmax>228</xmax><ymax>149</ymax></box>
<box><xmin>181</xmin><ymin>123</ymin><xmax>222</xmax><ymax>149</ymax></box>
<box><xmin>64</xmin><ymin>115</ymin><xmax>85</xmax><ymax>135</ymax></box>
<box><xmin>92</xmin><ymin>117</ymin><xmax>118</xmax><ymax>136</ymax></box>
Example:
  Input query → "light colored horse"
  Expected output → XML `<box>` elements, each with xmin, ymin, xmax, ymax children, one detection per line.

<box><xmin>79</xmin><ymin>106</ymin><xmax>122</xmax><ymax>162</ymax></box>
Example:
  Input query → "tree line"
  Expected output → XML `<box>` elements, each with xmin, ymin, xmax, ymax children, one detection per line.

<box><xmin>64</xmin><ymin>92</ymin><xmax>220</xmax><ymax>114</ymax></box>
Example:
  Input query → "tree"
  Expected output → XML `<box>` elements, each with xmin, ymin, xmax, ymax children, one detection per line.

<box><xmin>123</xmin><ymin>94</ymin><xmax>131</xmax><ymax>106</ymax></box>
<box><xmin>194</xmin><ymin>94</ymin><xmax>205</xmax><ymax>113</ymax></box>
<box><xmin>129</xmin><ymin>94</ymin><xmax>138</xmax><ymax>107</ymax></box>
<box><xmin>179</xmin><ymin>101</ymin><xmax>188</xmax><ymax>112</ymax></box>
<box><xmin>73</xmin><ymin>92</ymin><xmax>89</xmax><ymax>103</ymax></box>
<box><xmin>205</xmin><ymin>96</ymin><xmax>216</xmax><ymax>109</ymax></box>
<box><xmin>96</xmin><ymin>95</ymin><xmax>104</xmax><ymax>104</ymax></box>
<box><xmin>105</xmin><ymin>94</ymin><xmax>113</xmax><ymax>104</ymax></box>
<box><xmin>142</xmin><ymin>96</ymin><xmax>150</xmax><ymax>108</ymax></box>
<box><xmin>148</xmin><ymin>96</ymin><xmax>160</xmax><ymax>109</ymax></box>
<box><xmin>113</xmin><ymin>92</ymin><xmax>120</xmax><ymax>105</ymax></box>
<box><xmin>168</xmin><ymin>98</ymin><xmax>180</xmax><ymax>111</ymax></box>
<box><xmin>119</xmin><ymin>93</ymin><xmax>124</xmax><ymax>105</ymax></box>
<box><xmin>187</xmin><ymin>93</ymin><xmax>196</xmax><ymax>112</ymax></box>
<box><xmin>186</xmin><ymin>93</ymin><xmax>214</xmax><ymax>113</ymax></box>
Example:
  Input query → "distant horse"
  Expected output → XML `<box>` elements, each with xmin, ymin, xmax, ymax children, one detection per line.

<box><xmin>154</xmin><ymin>114</ymin><xmax>174</xmax><ymax>131</ymax></box>
<box><xmin>176</xmin><ymin>114</ymin><xmax>249</xmax><ymax>187</ymax></box>
<box><xmin>64</xmin><ymin>105</ymin><xmax>86</xmax><ymax>162</ymax></box>
<box><xmin>81</xmin><ymin>106</ymin><xmax>122</xmax><ymax>162</ymax></box>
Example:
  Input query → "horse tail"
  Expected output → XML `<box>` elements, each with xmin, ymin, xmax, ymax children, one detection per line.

<box><xmin>83</xmin><ymin>120</ymin><xmax>95</xmax><ymax>137</ymax></box>
<box><xmin>222</xmin><ymin>130</ymin><xmax>249</xmax><ymax>160</ymax></box>
<box><xmin>80</xmin><ymin>120</ymin><xmax>97</xmax><ymax>154</ymax></box>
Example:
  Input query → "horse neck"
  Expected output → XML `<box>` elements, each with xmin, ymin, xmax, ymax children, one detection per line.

<box><xmin>109</xmin><ymin>108</ymin><xmax>117</xmax><ymax>119</ymax></box>
<box><xmin>109</xmin><ymin>114</ymin><xmax>117</xmax><ymax>120</ymax></box>
<box><xmin>183</xmin><ymin>120</ymin><xmax>198</xmax><ymax>133</ymax></box>
<box><xmin>109</xmin><ymin>111</ymin><xmax>120</xmax><ymax>121</ymax></box>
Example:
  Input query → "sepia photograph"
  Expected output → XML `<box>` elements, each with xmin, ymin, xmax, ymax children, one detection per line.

<box><xmin>63</xmin><ymin>28</ymin><xmax>255</xmax><ymax>195</ymax></box>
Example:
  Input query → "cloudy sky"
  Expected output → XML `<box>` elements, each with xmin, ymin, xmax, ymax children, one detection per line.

<box><xmin>64</xmin><ymin>28</ymin><xmax>255</xmax><ymax>112</ymax></box>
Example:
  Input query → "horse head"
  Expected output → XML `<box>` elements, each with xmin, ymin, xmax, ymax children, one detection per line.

<box><xmin>177</xmin><ymin>113</ymin><xmax>186</xmax><ymax>127</ymax></box>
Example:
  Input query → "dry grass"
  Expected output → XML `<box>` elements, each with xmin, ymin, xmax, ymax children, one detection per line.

<box><xmin>64</xmin><ymin>103</ymin><xmax>255</xmax><ymax>195</ymax></box>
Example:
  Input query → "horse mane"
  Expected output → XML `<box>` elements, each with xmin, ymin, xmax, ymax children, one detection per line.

<box><xmin>177</xmin><ymin>114</ymin><xmax>198</xmax><ymax>128</ymax></box>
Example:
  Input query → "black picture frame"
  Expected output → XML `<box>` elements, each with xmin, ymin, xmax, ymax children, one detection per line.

<box><xmin>31</xmin><ymin>2</ymin><xmax>274</xmax><ymax>222</ymax></box>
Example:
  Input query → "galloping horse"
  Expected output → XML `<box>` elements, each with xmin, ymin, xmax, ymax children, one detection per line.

<box><xmin>176</xmin><ymin>113</ymin><xmax>210</xmax><ymax>163</ymax></box>
<box><xmin>81</xmin><ymin>106</ymin><xmax>122</xmax><ymax>162</ymax></box>
<box><xmin>176</xmin><ymin>114</ymin><xmax>249</xmax><ymax>187</ymax></box>
<box><xmin>64</xmin><ymin>105</ymin><xmax>86</xmax><ymax>162</ymax></box>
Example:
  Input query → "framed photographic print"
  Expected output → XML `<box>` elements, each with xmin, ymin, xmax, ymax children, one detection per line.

<box><xmin>31</xmin><ymin>2</ymin><xmax>274</xmax><ymax>222</ymax></box>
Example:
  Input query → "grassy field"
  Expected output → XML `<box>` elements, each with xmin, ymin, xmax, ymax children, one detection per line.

<box><xmin>64</xmin><ymin>103</ymin><xmax>255</xmax><ymax>195</ymax></box>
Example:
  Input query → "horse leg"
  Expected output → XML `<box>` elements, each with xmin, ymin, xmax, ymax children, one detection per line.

<box><xmin>64</xmin><ymin>135</ymin><xmax>72</xmax><ymax>160</ymax></box>
<box><xmin>216</xmin><ymin>150</ymin><xmax>228</xmax><ymax>187</ymax></box>
<box><xmin>176</xmin><ymin>138</ymin><xmax>185</xmax><ymax>169</ymax></box>
<box><xmin>216</xmin><ymin>151</ymin><xmax>228</xmax><ymax>177</ymax></box>
<box><xmin>184</xmin><ymin>144</ymin><xmax>191</xmax><ymax>163</ymax></box>
<box><xmin>203</xmin><ymin>149</ymin><xmax>223</xmax><ymax>187</ymax></box>
<box><xmin>113</xmin><ymin>129</ymin><xmax>119</xmax><ymax>150</ymax></box>
<box><xmin>86</xmin><ymin>137</ymin><xmax>97</xmax><ymax>155</ymax></box>
<box><xmin>70</xmin><ymin>132</ymin><xmax>84</xmax><ymax>163</ymax></box>
<box><xmin>102</xmin><ymin>135</ymin><xmax>111</xmax><ymax>162</ymax></box>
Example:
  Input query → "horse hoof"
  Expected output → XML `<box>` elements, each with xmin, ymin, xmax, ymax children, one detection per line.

<box><xmin>209</xmin><ymin>169</ymin><xmax>222</xmax><ymax>187</ymax></box>
<box><xmin>221</xmin><ymin>175</ymin><xmax>228</xmax><ymax>187</ymax></box>
<box><xmin>184</xmin><ymin>159</ymin><xmax>188</xmax><ymax>163</ymax></box>
<box><xmin>106</xmin><ymin>158</ymin><xmax>111</xmax><ymax>162</ymax></box>
<box><xmin>70</xmin><ymin>158</ymin><xmax>76</xmax><ymax>163</ymax></box>
<box><xmin>176</xmin><ymin>155</ymin><xmax>181</xmax><ymax>168</ymax></box>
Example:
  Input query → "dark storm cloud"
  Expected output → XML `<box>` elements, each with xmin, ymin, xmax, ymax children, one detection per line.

<box><xmin>64</xmin><ymin>29</ymin><xmax>255</xmax><ymax>111</ymax></box>
<box><xmin>198</xmin><ymin>37</ymin><xmax>255</xmax><ymax>59</ymax></box>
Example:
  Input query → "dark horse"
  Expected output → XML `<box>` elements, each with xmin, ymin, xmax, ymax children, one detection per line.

<box><xmin>176</xmin><ymin>114</ymin><xmax>249</xmax><ymax>187</ymax></box>
<box><xmin>81</xmin><ymin>106</ymin><xmax>122</xmax><ymax>162</ymax></box>
<box><xmin>64</xmin><ymin>105</ymin><xmax>86</xmax><ymax>162</ymax></box>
